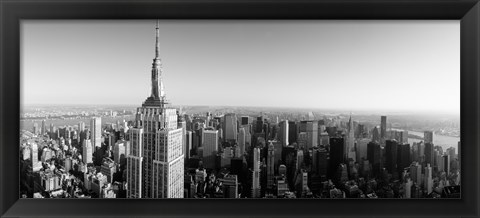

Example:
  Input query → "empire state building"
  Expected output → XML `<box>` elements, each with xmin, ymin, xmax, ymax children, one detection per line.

<box><xmin>126</xmin><ymin>21</ymin><xmax>184</xmax><ymax>198</ymax></box>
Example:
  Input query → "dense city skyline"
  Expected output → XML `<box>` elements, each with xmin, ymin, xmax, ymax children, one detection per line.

<box><xmin>19</xmin><ymin>21</ymin><xmax>460</xmax><ymax>199</ymax></box>
<box><xmin>22</xmin><ymin>20</ymin><xmax>459</xmax><ymax>114</ymax></box>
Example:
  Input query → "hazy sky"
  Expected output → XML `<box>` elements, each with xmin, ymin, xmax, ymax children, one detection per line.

<box><xmin>21</xmin><ymin>20</ymin><xmax>460</xmax><ymax>114</ymax></box>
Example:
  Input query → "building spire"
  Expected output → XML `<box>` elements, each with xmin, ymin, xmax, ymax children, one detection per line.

<box><xmin>143</xmin><ymin>20</ymin><xmax>167</xmax><ymax>107</ymax></box>
<box><xmin>149</xmin><ymin>20</ymin><xmax>165</xmax><ymax>100</ymax></box>
<box><xmin>155</xmin><ymin>20</ymin><xmax>160</xmax><ymax>59</ymax></box>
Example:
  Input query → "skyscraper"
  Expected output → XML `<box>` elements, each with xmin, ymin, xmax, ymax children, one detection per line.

<box><xmin>114</xmin><ymin>140</ymin><xmax>126</xmax><ymax>165</ymax></box>
<box><xmin>385</xmin><ymin>140</ymin><xmax>398</xmax><ymax>175</ymax></box>
<box><xmin>443</xmin><ymin>155</ymin><xmax>450</xmax><ymax>175</ymax></box>
<box><xmin>424</xmin><ymin>131</ymin><xmax>434</xmax><ymax>144</ymax></box>
<box><xmin>252</xmin><ymin>147</ymin><xmax>261</xmax><ymax>198</ymax></box>
<box><xmin>79</xmin><ymin>121</ymin><xmax>85</xmax><ymax>133</ymax></box>
<box><xmin>397</xmin><ymin>144</ymin><xmax>411</xmax><ymax>173</ymax></box>
<box><xmin>90</xmin><ymin>117</ymin><xmax>102</xmax><ymax>148</ymax></box>
<box><xmin>238</xmin><ymin>127</ymin><xmax>246</xmax><ymax>157</ymax></box>
<box><xmin>424</xmin><ymin>163</ymin><xmax>433</xmax><ymax>194</ymax></box>
<box><xmin>30</xmin><ymin>142</ymin><xmax>42</xmax><ymax>172</ymax></box>
<box><xmin>367</xmin><ymin>141</ymin><xmax>382</xmax><ymax>176</ymax></box>
<box><xmin>41</xmin><ymin>120</ymin><xmax>46</xmax><ymax>135</ymax></box>
<box><xmin>288</xmin><ymin>121</ymin><xmax>297</xmax><ymax>145</ymax></box>
<box><xmin>279</xmin><ymin>120</ymin><xmax>289</xmax><ymax>146</ymax></box>
<box><xmin>152</xmin><ymin>128</ymin><xmax>184</xmax><ymax>198</ymax></box>
<box><xmin>126</xmin><ymin>128</ymin><xmax>143</xmax><ymax>198</ymax></box>
<box><xmin>307</xmin><ymin>121</ymin><xmax>318</xmax><ymax>149</ymax></box>
<box><xmin>33</xmin><ymin>123</ymin><xmax>38</xmax><ymax>135</ymax></box>
<box><xmin>83</xmin><ymin>139</ymin><xmax>93</xmax><ymax>164</ymax></box>
<box><xmin>185</xmin><ymin>130</ymin><xmax>193</xmax><ymax>159</ymax></box>
<box><xmin>356</xmin><ymin>138</ymin><xmax>369</xmax><ymax>162</ymax></box>
<box><xmin>202</xmin><ymin>128</ymin><xmax>219</xmax><ymax>169</ymax></box>
<box><xmin>380</xmin><ymin>116</ymin><xmax>387</xmax><ymax>142</ymax></box>
<box><xmin>299</xmin><ymin>121</ymin><xmax>317</xmax><ymax>150</ymax></box>
<box><xmin>425</xmin><ymin>142</ymin><xmax>434</xmax><ymax>167</ymax></box>
<box><xmin>267</xmin><ymin>142</ymin><xmax>275</xmax><ymax>191</ymax></box>
<box><xmin>372</xmin><ymin>126</ymin><xmax>380</xmax><ymax>143</ymax></box>
<box><xmin>126</xmin><ymin>21</ymin><xmax>183</xmax><ymax>198</ymax></box>
<box><xmin>346</xmin><ymin>115</ymin><xmax>355</xmax><ymax>161</ymax></box>
<box><xmin>409</xmin><ymin>162</ymin><xmax>421</xmax><ymax>186</ymax></box>
<box><xmin>223</xmin><ymin>113</ymin><xmax>238</xmax><ymax>142</ymax></box>
<box><xmin>329</xmin><ymin>137</ymin><xmax>345</xmax><ymax>179</ymax></box>
<box><xmin>178</xmin><ymin>116</ymin><xmax>187</xmax><ymax>161</ymax></box>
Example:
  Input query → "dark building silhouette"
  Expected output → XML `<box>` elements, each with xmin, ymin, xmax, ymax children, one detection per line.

<box><xmin>241</xmin><ymin>116</ymin><xmax>249</xmax><ymax>125</ymax></box>
<box><xmin>328</xmin><ymin>137</ymin><xmax>345</xmax><ymax>179</ymax></box>
<box><xmin>281</xmin><ymin>146</ymin><xmax>297</xmax><ymax>190</ymax></box>
<box><xmin>385</xmin><ymin>140</ymin><xmax>398</xmax><ymax>175</ymax></box>
<box><xmin>255</xmin><ymin>116</ymin><xmax>264</xmax><ymax>134</ymax></box>
<box><xmin>367</xmin><ymin>141</ymin><xmax>382</xmax><ymax>176</ymax></box>
<box><xmin>288</xmin><ymin>121</ymin><xmax>297</xmax><ymax>145</ymax></box>
<box><xmin>397</xmin><ymin>144</ymin><xmax>411</xmax><ymax>174</ymax></box>
<box><xmin>425</xmin><ymin>142</ymin><xmax>434</xmax><ymax>167</ymax></box>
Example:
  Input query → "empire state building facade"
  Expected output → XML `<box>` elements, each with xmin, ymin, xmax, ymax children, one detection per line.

<box><xmin>126</xmin><ymin>22</ymin><xmax>184</xmax><ymax>198</ymax></box>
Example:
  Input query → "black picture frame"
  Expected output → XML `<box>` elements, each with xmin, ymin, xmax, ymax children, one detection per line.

<box><xmin>1</xmin><ymin>0</ymin><xmax>479</xmax><ymax>217</ymax></box>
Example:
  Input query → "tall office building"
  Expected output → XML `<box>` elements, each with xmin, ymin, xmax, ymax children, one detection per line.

<box><xmin>152</xmin><ymin>128</ymin><xmax>184</xmax><ymax>198</ymax></box>
<box><xmin>252</xmin><ymin>147</ymin><xmax>261</xmax><ymax>198</ymax></box>
<box><xmin>30</xmin><ymin>142</ymin><xmax>42</xmax><ymax>172</ymax></box>
<box><xmin>446</xmin><ymin>147</ymin><xmax>456</xmax><ymax>160</ymax></box>
<box><xmin>385</xmin><ymin>140</ymin><xmax>398</xmax><ymax>174</ymax></box>
<box><xmin>33</xmin><ymin>123</ymin><xmax>38</xmax><ymax>135</ymax></box>
<box><xmin>279</xmin><ymin>120</ymin><xmax>289</xmax><ymax>146</ymax></box>
<box><xmin>313</xmin><ymin>147</ymin><xmax>328</xmax><ymax>179</ymax></box>
<box><xmin>299</xmin><ymin>121</ymin><xmax>318</xmax><ymax>150</ymax></box>
<box><xmin>288</xmin><ymin>121</ymin><xmax>297</xmax><ymax>145</ymax></box>
<box><xmin>83</xmin><ymin>139</ymin><xmax>93</xmax><ymax>164</ymax></box>
<box><xmin>126</xmin><ymin>22</ymin><xmax>183</xmax><ymax>198</ymax></box>
<box><xmin>367</xmin><ymin>141</ymin><xmax>382</xmax><ymax>176</ymax></box>
<box><xmin>409</xmin><ymin>162</ymin><xmax>422</xmax><ymax>186</ymax></box>
<box><xmin>41</xmin><ymin>120</ymin><xmax>46</xmax><ymax>135</ymax></box>
<box><xmin>372</xmin><ymin>126</ymin><xmax>380</xmax><ymax>143</ymax></box>
<box><xmin>356</xmin><ymin>138</ymin><xmax>369</xmax><ymax>162</ymax></box>
<box><xmin>443</xmin><ymin>155</ymin><xmax>450</xmax><ymax>175</ymax></box>
<box><xmin>90</xmin><ymin>117</ymin><xmax>102</xmax><ymax>148</ymax></box>
<box><xmin>424</xmin><ymin>163</ymin><xmax>433</xmax><ymax>194</ymax></box>
<box><xmin>307</xmin><ymin>121</ymin><xmax>318</xmax><ymax>149</ymax></box>
<box><xmin>255</xmin><ymin>116</ymin><xmax>264</xmax><ymax>134</ymax></box>
<box><xmin>425</xmin><ymin>142</ymin><xmax>434</xmax><ymax>167</ymax></box>
<box><xmin>223</xmin><ymin>113</ymin><xmax>238</xmax><ymax>141</ymax></box>
<box><xmin>185</xmin><ymin>130</ymin><xmax>193</xmax><ymax>159</ymax></box>
<box><xmin>178</xmin><ymin>116</ymin><xmax>187</xmax><ymax>161</ymax></box>
<box><xmin>238</xmin><ymin>127</ymin><xmax>246</xmax><ymax>157</ymax></box>
<box><xmin>267</xmin><ymin>142</ymin><xmax>275</xmax><ymax>191</ymax></box>
<box><xmin>329</xmin><ymin>137</ymin><xmax>345</xmax><ymax>179</ymax></box>
<box><xmin>404</xmin><ymin>178</ymin><xmax>413</xmax><ymax>198</ymax></box>
<box><xmin>79</xmin><ymin>121</ymin><xmax>85</xmax><ymax>133</ymax></box>
<box><xmin>202</xmin><ymin>128</ymin><xmax>219</xmax><ymax>169</ymax></box>
<box><xmin>397</xmin><ymin>144</ymin><xmax>411</xmax><ymax>173</ymax></box>
<box><xmin>380</xmin><ymin>116</ymin><xmax>387</xmax><ymax>141</ymax></box>
<box><xmin>114</xmin><ymin>140</ymin><xmax>126</xmax><ymax>165</ymax></box>
<box><xmin>346</xmin><ymin>115</ymin><xmax>355</xmax><ymax>161</ymax></box>
<box><xmin>126</xmin><ymin>128</ymin><xmax>143</xmax><ymax>198</ymax></box>
<box><xmin>424</xmin><ymin>131</ymin><xmax>434</xmax><ymax>144</ymax></box>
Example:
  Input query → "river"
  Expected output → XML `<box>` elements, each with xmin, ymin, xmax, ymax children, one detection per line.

<box><xmin>407</xmin><ymin>130</ymin><xmax>459</xmax><ymax>154</ymax></box>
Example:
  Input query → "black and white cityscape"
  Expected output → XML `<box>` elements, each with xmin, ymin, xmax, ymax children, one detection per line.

<box><xmin>20</xmin><ymin>20</ymin><xmax>460</xmax><ymax>199</ymax></box>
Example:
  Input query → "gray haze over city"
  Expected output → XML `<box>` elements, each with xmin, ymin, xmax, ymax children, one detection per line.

<box><xmin>21</xmin><ymin>20</ymin><xmax>459</xmax><ymax>114</ymax></box>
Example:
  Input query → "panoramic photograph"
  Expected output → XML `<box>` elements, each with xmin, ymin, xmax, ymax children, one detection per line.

<box><xmin>20</xmin><ymin>20</ymin><xmax>460</xmax><ymax>199</ymax></box>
